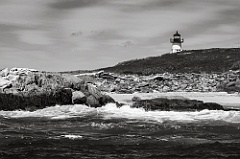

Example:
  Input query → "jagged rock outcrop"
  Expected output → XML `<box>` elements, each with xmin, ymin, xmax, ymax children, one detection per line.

<box><xmin>131</xmin><ymin>97</ymin><xmax>224</xmax><ymax>111</ymax></box>
<box><xmin>0</xmin><ymin>68</ymin><xmax>116</xmax><ymax>111</ymax></box>
<box><xmin>85</xmin><ymin>83</ymin><xmax>116</xmax><ymax>107</ymax></box>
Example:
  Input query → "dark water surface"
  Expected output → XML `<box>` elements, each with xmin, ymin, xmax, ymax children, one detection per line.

<box><xmin>1</xmin><ymin>104</ymin><xmax>240</xmax><ymax>159</ymax></box>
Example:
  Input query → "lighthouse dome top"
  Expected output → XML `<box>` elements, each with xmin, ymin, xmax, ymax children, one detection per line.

<box><xmin>173</xmin><ymin>31</ymin><xmax>181</xmax><ymax>36</ymax></box>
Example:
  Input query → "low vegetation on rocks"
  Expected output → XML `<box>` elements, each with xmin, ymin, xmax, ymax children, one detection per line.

<box><xmin>98</xmin><ymin>48</ymin><xmax>240</xmax><ymax>75</ymax></box>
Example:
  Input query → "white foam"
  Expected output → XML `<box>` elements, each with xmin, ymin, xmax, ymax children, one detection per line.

<box><xmin>0</xmin><ymin>104</ymin><xmax>95</xmax><ymax>119</ymax></box>
<box><xmin>60</xmin><ymin>135</ymin><xmax>83</xmax><ymax>139</ymax></box>
<box><xmin>100</xmin><ymin>104</ymin><xmax>240</xmax><ymax>123</ymax></box>
<box><xmin>1</xmin><ymin>103</ymin><xmax>240</xmax><ymax>124</ymax></box>
<box><xmin>50</xmin><ymin>134</ymin><xmax>83</xmax><ymax>140</ymax></box>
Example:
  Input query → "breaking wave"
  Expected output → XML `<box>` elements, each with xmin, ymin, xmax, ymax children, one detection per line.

<box><xmin>1</xmin><ymin>103</ymin><xmax>240</xmax><ymax>124</ymax></box>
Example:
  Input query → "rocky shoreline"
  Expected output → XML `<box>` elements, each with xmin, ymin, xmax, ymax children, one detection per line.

<box><xmin>92</xmin><ymin>71</ymin><xmax>240</xmax><ymax>94</ymax></box>
<box><xmin>0</xmin><ymin>68</ymin><xmax>239</xmax><ymax>111</ymax></box>
<box><xmin>0</xmin><ymin>68</ymin><xmax>116</xmax><ymax>111</ymax></box>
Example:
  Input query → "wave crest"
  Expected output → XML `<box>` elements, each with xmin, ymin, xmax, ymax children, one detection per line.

<box><xmin>0</xmin><ymin>103</ymin><xmax>240</xmax><ymax>124</ymax></box>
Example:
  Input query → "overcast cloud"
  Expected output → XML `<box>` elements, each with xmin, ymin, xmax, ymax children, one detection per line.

<box><xmin>0</xmin><ymin>0</ymin><xmax>239</xmax><ymax>71</ymax></box>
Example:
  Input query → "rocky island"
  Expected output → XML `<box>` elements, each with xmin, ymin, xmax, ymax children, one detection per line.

<box><xmin>0</xmin><ymin>67</ymin><xmax>238</xmax><ymax>112</ymax></box>
<box><xmin>1</xmin><ymin>48</ymin><xmax>240</xmax><ymax>111</ymax></box>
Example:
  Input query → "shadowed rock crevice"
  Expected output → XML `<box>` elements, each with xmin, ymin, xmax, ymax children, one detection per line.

<box><xmin>0</xmin><ymin>88</ymin><xmax>72</xmax><ymax>111</ymax></box>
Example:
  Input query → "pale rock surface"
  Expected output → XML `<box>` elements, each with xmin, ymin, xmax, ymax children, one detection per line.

<box><xmin>0</xmin><ymin>68</ymin><xmax>9</xmax><ymax>77</ymax></box>
<box><xmin>87</xmin><ymin>83</ymin><xmax>103</xmax><ymax>99</ymax></box>
<box><xmin>0</xmin><ymin>67</ymin><xmax>39</xmax><ymax>91</ymax></box>
<box><xmin>10</xmin><ymin>68</ymin><xmax>38</xmax><ymax>75</ymax></box>
<box><xmin>72</xmin><ymin>91</ymin><xmax>86</xmax><ymax>104</ymax></box>
<box><xmin>0</xmin><ymin>78</ymin><xmax>12</xmax><ymax>89</ymax></box>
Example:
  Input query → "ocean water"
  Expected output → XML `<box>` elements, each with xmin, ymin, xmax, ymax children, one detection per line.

<box><xmin>1</xmin><ymin>103</ymin><xmax>240</xmax><ymax>159</ymax></box>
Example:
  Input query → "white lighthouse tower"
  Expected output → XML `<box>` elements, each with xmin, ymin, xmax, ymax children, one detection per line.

<box><xmin>170</xmin><ymin>31</ymin><xmax>184</xmax><ymax>53</ymax></box>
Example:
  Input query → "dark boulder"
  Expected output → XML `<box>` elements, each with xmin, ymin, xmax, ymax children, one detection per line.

<box><xmin>201</xmin><ymin>102</ymin><xmax>225</xmax><ymax>110</ymax></box>
<box><xmin>131</xmin><ymin>98</ymin><xmax>224</xmax><ymax>111</ymax></box>
<box><xmin>98</xmin><ymin>72</ymin><xmax>116</xmax><ymax>80</ymax></box>
<box><xmin>86</xmin><ymin>95</ymin><xmax>100</xmax><ymax>107</ymax></box>
<box><xmin>153</xmin><ymin>76</ymin><xmax>164</xmax><ymax>81</ymax></box>
<box><xmin>132</xmin><ymin>96</ymin><xmax>141</xmax><ymax>102</ymax></box>
<box><xmin>85</xmin><ymin>94</ymin><xmax>116</xmax><ymax>108</ymax></box>
<box><xmin>99</xmin><ymin>95</ymin><xmax>116</xmax><ymax>106</ymax></box>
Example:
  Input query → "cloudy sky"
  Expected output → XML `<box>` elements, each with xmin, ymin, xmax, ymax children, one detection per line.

<box><xmin>0</xmin><ymin>0</ymin><xmax>240</xmax><ymax>71</ymax></box>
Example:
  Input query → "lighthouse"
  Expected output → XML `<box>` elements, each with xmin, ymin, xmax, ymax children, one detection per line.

<box><xmin>170</xmin><ymin>31</ymin><xmax>184</xmax><ymax>53</ymax></box>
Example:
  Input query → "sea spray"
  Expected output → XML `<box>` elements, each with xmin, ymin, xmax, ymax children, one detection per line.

<box><xmin>1</xmin><ymin>103</ymin><xmax>240</xmax><ymax>124</ymax></box>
